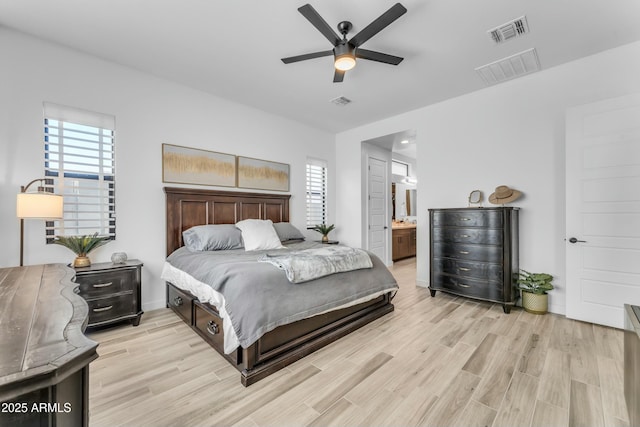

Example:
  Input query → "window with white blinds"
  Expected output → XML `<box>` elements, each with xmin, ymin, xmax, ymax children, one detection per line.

<box><xmin>306</xmin><ymin>158</ymin><xmax>327</xmax><ymax>228</ymax></box>
<box><xmin>43</xmin><ymin>103</ymin><xmax>116</xmax><ymax>241</ymax></box>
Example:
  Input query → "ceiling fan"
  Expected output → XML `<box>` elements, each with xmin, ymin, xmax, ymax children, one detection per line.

<box><xmin>281</xmin><ymin>3</ymin><xmax>407</xmax><ymax>83</ymax></box>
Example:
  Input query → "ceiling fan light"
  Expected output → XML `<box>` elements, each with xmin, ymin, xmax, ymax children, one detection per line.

<box><xmin>335</xmin><ymin>55</ymin><xmax>356</xmax><ymax>71</ymax></box>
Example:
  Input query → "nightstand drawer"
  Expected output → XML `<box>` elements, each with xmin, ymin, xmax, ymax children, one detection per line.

<box><xmin>76</xmin><ymin>268</ymin><xmax>137</xmax><ymax>298</ymax></box>
<box><xmin>86</xmin><ymin>294</ymin><xmax>136</xmax><ymax>325</ymax></box>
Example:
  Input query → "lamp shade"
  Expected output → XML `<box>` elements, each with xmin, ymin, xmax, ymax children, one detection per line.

<box><xmin>17</xmin><ymin>192</ymin><xmax>63</xmax><ymax>219</ymax></box>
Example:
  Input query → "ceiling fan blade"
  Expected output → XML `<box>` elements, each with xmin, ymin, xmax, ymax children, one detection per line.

<box><xmin>298</xmin><ymin>4</ymin><xmax>341</xmax><ymax>46</ymax></box>
<box><xmin>333</xmin><ymin>69</ymin><xmax>345</xmax><ymax>83</ymax></box>
<box><xmin>281</xmin><ymin>50</ymin><xmax>334</xmax><ymax>64</ymax></box>
<box><xmin>355</xmin><ymin>48</ymin><xmax>403</xmax><ymax>65</ymax></box>
<box><xmin>349</xmin><ymin>3</ymin><xmax>407</xmax><ymax>48</ymax></box>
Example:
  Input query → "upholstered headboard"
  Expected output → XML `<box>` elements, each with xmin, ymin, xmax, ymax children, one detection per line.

<box><xmin>164</xmin><ymin>187</ymin><xmax>291</xmax><ymax>256</ymax></box>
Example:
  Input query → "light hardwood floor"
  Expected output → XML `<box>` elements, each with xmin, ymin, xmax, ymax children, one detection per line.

<box><xmin>88</xmin><ymin>258</ymin><xmax>629</xmax><ymax>427</ymax></box>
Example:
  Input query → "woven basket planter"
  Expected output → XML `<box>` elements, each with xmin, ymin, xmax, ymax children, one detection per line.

<box><xmin>521</xmin><ymin>291</ymin><xmax>548</xmax><ymax>314</ymax></box>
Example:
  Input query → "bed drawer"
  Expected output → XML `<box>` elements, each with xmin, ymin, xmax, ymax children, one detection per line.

<box><xmin>167</xmin><ymin>283</ymin><xmax>193</xmax><ymax>324</ymax></box>
<box><xmin>193</xmin><ymin>303</ymin><xmax>242</xmax><ymax>366</ymax></box>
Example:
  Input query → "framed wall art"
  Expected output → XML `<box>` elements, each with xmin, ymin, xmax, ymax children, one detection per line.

<box><xmin>237</xmin><ymin>156</ymin><xmax>290</xmax><ymax>192</ymax></box>
<box><xmin>162</xmin><ymin>143</ymin><xmax>236</xmax><ymax>187</ymax></box>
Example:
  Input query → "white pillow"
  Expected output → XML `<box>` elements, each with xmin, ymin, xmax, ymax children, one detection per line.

<box><xmin>235</xmin><ymin>219</ymin><xmax>285</xmax><ymax>251</ymax></box>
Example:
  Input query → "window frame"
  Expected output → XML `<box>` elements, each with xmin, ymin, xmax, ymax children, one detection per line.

<box><xmin>305</xmin><ymin>158</ymin><xmax>328</xmax><ymax>229</ymax></box>
<box><xmin>43</xmin><ymin>103</ymin><xmax>116</xmax><ymax>241</ymax></box>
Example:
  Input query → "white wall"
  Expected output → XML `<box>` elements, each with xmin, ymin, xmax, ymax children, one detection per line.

<box><xmin>336</xmin><ymin>40</ymin><xmax>640</xmax><ymax>315</ymax></box>
<box><xmin>0</xmin><ymin>28</ymin><xmax>335</xmax><ymax>311</ymax></box>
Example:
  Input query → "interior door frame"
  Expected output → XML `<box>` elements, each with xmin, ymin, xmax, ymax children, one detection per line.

<box><xmin>361</xmin><ymin>142</ymin><xmax>392</xmax><ymax>266</ymax></box>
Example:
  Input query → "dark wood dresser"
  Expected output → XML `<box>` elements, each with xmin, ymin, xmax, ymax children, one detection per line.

<box><xmin>0</xmin><ymin>264</ymin><xmax>98</xmax><ymax>426</ymax></box>
<box><xmin>429</xmin><ymin>207</ymin><xmax>519</xmax><ymax>313</ymax></box>
<box><xmin>74</xmin><ymin>260</ymin><xmax>143</xmax><ymax>328</ymax></box>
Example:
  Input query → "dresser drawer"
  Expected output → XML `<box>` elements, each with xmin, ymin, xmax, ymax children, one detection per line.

<box><xmin>432</xmin><ymin>258</ymin><xmax>503</xmax><ymax>283</ymax></box>
<box><xmin>167</xmin><ymin>283</ymin><xmax>194</xmax><ymax>324</ymax></box>
<box><xmin>432</xmin><ymin>227</ymin><xmax>502</xmax><ymax>245</ymax></box>
<box><xmin>76</xmin><ymin>268</ymin><xmax>137</xmax><ymax>298</ymax></box>
<box><xmin>87</xmin><ymin>294</ymin><xmax>136</xmax><ymax>325</ymax></box>
<box><xmin>431</xmin><ymin>274</ymin><xmax>504</xmax><ymax>302</ymax></box>
<box><xmin>431</xmin><ymin>210</ymin><xmax>503</xmax><ymax>228</ymax></box>
<box><xmin>432</xmin><ymin>242</ymin><xmax>503</xmax><ymax>262</ymax></box>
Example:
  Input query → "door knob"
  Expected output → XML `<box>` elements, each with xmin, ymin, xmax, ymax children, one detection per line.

<box><xmin>568</xmin><ymin>237</ymin><xmax>587</xmax><ymax>244</ymax></box>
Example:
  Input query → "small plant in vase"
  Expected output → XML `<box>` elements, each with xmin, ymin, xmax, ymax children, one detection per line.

<box><xmin>517</xmin><ymin>270</ymin><xmax>554</xmax><ymax>314</ymax></box>
<box><xmin>52</xmin><ymin>232</ymin><xmax>111</xmax><ymax>268</ymax></box>
<box><xmin>312</xmin><ymin>224</ymin><xmax>335</xmax><ymax>243</ymax></box>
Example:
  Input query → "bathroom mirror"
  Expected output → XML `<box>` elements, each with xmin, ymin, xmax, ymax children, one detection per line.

<box><xmin>393</xmin><ymin>183</ymin><xmax>417</xmax><ymax>218</ymax></box>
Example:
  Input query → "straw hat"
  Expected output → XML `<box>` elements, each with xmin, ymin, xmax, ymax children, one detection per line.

<box><xmin>488</xmin><ymin>185</ymin><xmax>522</xmax><ymax>204</ymax></box>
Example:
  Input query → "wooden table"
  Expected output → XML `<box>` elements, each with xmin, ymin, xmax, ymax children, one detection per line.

<box><xmin>0</xmin><ymin>264</ymin><xmax>99</xmax><ymax>426</ymax></box>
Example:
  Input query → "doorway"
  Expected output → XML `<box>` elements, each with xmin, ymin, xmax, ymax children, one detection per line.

<box><xmin>362</xmin><ymin>130</ymin><xmax>417</xmax><ymax>266</ymax></box>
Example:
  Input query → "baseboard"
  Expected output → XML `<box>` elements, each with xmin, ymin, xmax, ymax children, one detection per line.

<box><xmin>143</xmin><ymin>299</ymin><xmax>166</xmax><ymax>312</ymax></box>
<box><xmin>416</xmin><ymin>279</ymin><xmax>428</xmax><ymax>288</ymax></box>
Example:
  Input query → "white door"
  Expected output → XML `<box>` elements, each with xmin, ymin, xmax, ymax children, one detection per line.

<box><xmin>566</xmin><ymin>93</ymin><xmax>640</xmax><ymax>328</ymax></box>
<box><xmin>368</xmin><ymin>156</ymin><xmax>388</xmax><ymax>262</ymax></box>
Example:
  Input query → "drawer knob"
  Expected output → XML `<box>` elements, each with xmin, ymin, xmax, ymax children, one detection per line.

<box><xmin>93</xmin><ymin>305</ymin><xmax>113</xmax><ymax>313</ymax></box>
<box><xmin>459</xmin><ymin>267</ymin><xmax>471</xmax><ymax>271</ymax></box>
<box><xmin>459</xmin><ymin>250</ymin><xmax>470</xmax><ymax>254</ymax></box>
<box><xmin>206</xmin><ymin>320</ymin><xmax>219</xmax><ymax>335</ymax></box>
<box><xmin>460</xmin><ymin>218</ymin><xmax>471</xmax><ymax>221</ymax></box>
<box><xmin>93</xmin><ymin>282</ymin><xmax>113</xmax><ymax>288</ymax></box>
<box><xmin>455</xmin><ymin>282</ymin><xmax>471</xmax><ymax>288</ymax></box>
<box><xmin>173</xmin><ymin>296</ymin><xmax>183</xmax><ymax>307</ymax></box>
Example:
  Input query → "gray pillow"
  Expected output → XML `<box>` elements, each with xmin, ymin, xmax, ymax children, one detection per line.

<box><xmin>273</xmin><ymin>222</ymin><xmax>305</xmax><ymax>242</ymax></box>
<box><xmin>182</xmin><ymin>224</ymin><xmax>244</xmax><ymax>251</ymax></box>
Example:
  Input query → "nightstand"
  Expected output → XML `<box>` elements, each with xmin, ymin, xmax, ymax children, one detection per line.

<box><xmin>315</xmin><ymin>240</ymin><xmax>340</xmax><ymax>244</ymax></box>
<box><xmin>74</xmin><ymin>259</ymin><xmax>143</xmax><ymax>328</ymax></box>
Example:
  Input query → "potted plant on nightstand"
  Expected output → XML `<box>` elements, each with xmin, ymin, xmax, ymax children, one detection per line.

<box><xmin>52</xmin><ymin>232</ymin><xmax>111</xmax><ymax>268</ymax></box>
<box><xmin>517</xmin><ymin>270</ymin><xmax>554</xmax><ymax>314</ymax></box>
<box><xmin>312</xmin><ymin>223</ymin><xmax>335</xmax><ymax>243</ymax></box>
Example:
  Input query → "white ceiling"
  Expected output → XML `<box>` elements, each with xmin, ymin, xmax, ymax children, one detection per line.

<box><xmin>1</xmin><ymin>0</ymin><xmax>640</xmax><ymax>134</ymax></box>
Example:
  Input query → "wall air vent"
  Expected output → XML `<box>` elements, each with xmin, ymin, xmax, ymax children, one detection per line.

<box><xmin>330</xmin><ymin>96</ymin><xmax>352</xmax><ymax>106</ymax></box>
<box><xmin>488</xmin><ymin>16</ymin><xmax>529</xmax><ymax>44</ymax></box>
<box><xmin>475</xmin><ymin>48</ymin><xmax>540</xmax><ymax>86</ymax></box>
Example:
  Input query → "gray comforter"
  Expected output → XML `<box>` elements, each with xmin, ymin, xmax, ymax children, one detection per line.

<box><xmin>166</xmin><ymin>241</ymin><xmax>398</xmax><ymax>350</ymax></box>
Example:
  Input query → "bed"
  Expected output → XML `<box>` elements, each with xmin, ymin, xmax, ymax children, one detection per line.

<box><xmin>162</xmin><ymin>187</ymin><xmax>397</xmax><ymax>386</ymax></box>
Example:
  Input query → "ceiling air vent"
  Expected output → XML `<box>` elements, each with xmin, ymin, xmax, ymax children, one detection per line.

<box><xmin>330</xmin><ymin>96</ymin><xmax>352</xmax><ymax>106</ymax></box>
<box><xmin>488</xmin><ymin>16</ymin><xmax>529</xmax><ymax>44</ymax></box>
<box><xmin>475</xmin><ymin>48</ymin><xmax>540</xmax><ymax>86</ymax></box>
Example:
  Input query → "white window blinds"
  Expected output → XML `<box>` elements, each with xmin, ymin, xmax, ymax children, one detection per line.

<box><xmin>306</xmin><ymin>158</ymin><xmax>327</xmax><ymax>228</ymax></box>
<box><xmin>43</xmin><ymin>103</ymin><xmax>116</xmax><ymax>240</ymax></box>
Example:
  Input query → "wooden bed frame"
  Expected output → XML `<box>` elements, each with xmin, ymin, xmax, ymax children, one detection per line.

<box><xmin>164</xmin><ymin>187</ymin><xmax>395</xmax><ymax>386</ymax></box>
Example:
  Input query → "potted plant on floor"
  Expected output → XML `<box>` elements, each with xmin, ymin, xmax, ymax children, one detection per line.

<box><xmin>517</xmin><ymin>270</ymin><xmax>554</xmax><ymax>314</ymax></box>
<box><xmin>52</xmin><ymin>232</ymin><xmax>111</xmax><ymax>268</ymax></box>
<box><xmin>312</xmin><ymin>223</ymin><xmax>335</xmax><ymax>243</ymax></box>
